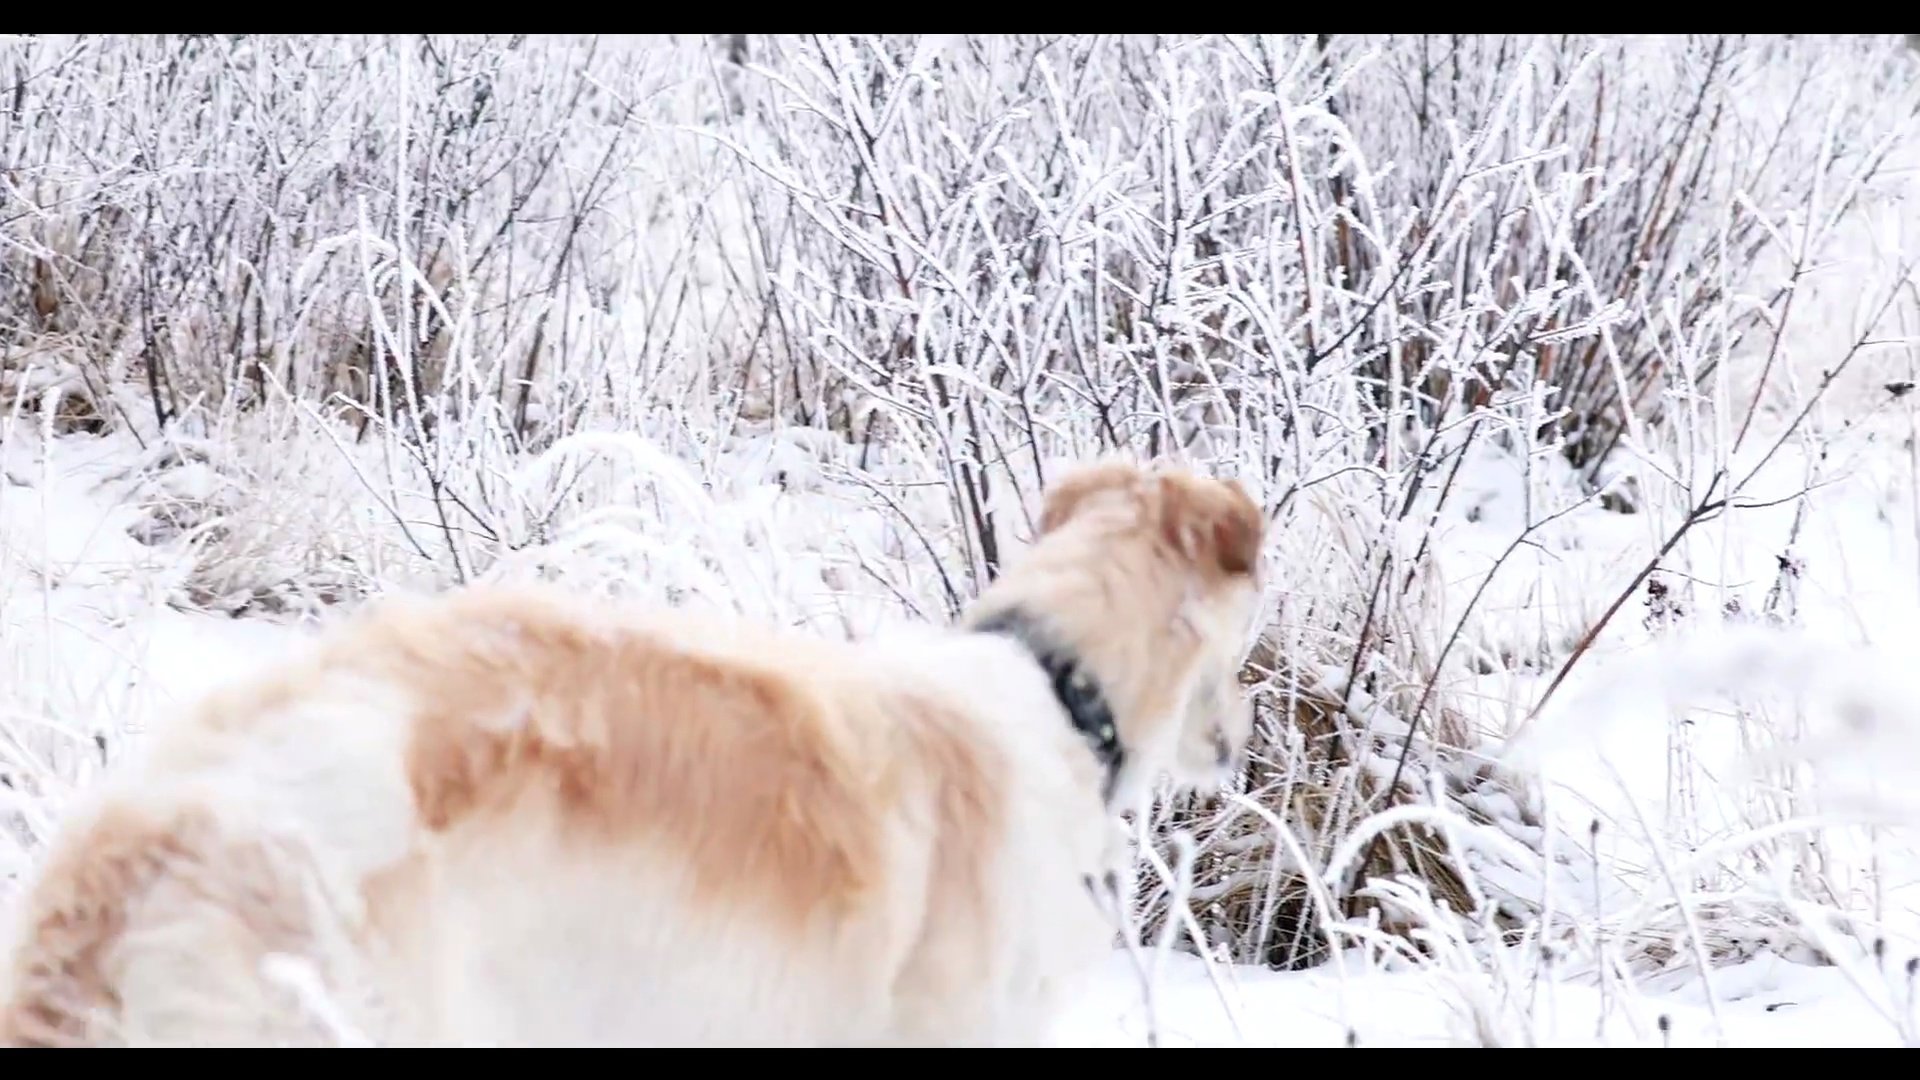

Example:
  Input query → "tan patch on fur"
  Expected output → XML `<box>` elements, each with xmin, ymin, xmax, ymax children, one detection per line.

<box><xmin>326</xmin><ymin>589</ymin><xmax>889</xmax><ymax>929</ymax></box>
<box><xmin>1150</xmin><ymin>470</ymin><xmax>1264</xmax><ymax>579</ymax></box>
<box><xmin>2</xmin><ymin>807</ymin><xmax>160</xmax><ymax>1046</ymax></box>
<box><xmin>358</xmin><ymin>857</ymin><xmax>428</xmax><ymax>927</ymax></box>
<box><xmin>0</xmin><ymin>805</ymin><xmax>314</xmax><ymax>1047</ymax></box>
<box><xmin>915</xmin><ymin>700</ymin><xmax>1000</xmax><ymax>929</ymax></box>
<box><xmin>888</xmin><ymin>690</ymin><xmax>1003</xmax><ymax>995</ymax></box>
<box><xmin>875</xmin><ymin>684</ymin><xmax>1021</xmax><ymax>1037</ymax></box>
<box><xmin>1037</xmin><ymin>458</ymin><xmax>1263</xmax><ymax>579</ymax></box>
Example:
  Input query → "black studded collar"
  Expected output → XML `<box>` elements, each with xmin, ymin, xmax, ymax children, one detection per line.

<box><xmin>972</xmin><ymin>609</ymin><xmax>1125</xmax><ymax>805</ymax></box>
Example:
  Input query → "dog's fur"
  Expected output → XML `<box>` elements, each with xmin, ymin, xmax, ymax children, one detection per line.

<box><xmin>0</xmin><ymin>458</ymin><xmax>1265</xmax><ymax>1047</ymax></box>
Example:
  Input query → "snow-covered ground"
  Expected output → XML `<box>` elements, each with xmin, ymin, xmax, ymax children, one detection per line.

<box><xmin>1057</xmin><ymin>947</ymin><xmax>1909</xmax><ymax>1048</ymax></box>
<box><xmin>10</xmin><ymin>402</ymin><xmax>1920</xmax><ymax>1047</ymax></box>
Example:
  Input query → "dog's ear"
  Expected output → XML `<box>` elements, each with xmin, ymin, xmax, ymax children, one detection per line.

<box><xmin>1039</xmin><ymin>460</ymin><xmax>1148</xmax><ymax>535</ymax></box>
<box><xmin>1154</xmin><ymin>472</ymin><xmax>1264</xmax><ymax>577</ymax></box>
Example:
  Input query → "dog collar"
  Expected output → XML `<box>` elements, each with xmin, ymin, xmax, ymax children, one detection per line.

<box><xmin>972</xmin><ymin>609</ymin><xmax>1125</xmax><ymax>805</ymax></box>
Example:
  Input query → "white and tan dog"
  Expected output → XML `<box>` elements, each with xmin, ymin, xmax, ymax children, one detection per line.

<box><xmin>0</xmin><ymin>457</ymin><xmax>1265</xmax><ymax>1047</ymax></box>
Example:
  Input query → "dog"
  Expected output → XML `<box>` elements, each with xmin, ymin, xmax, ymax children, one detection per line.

<box><xmin>0</xmin><ymin>457</ymin><xmax>1266</xmax><ymax>1046</ymax></box>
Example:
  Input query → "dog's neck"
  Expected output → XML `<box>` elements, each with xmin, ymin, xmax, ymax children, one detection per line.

<box><xmin>972</xmin><ymin>608</ymin><xmax>1126</xmax><ymax>806</ymax></box>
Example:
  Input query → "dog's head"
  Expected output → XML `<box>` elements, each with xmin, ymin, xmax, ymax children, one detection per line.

<box><xmin>979</xmin><ymin>458</ymin><xmax>1266</xmax><ymax>801</ymax></box>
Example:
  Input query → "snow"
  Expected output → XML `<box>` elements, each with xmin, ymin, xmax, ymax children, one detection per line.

<box><xmin>1056</xmin><ymin>948</ymin><xmax>1909</xmax><ymax>1047</ymax></box>
<box><xmin>0</xmin><ymin>437</ymin><xmax>299</xmax><ymax>858</ymax></box>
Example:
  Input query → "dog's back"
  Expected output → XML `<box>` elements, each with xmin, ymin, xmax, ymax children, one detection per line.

<box><xmin>2</xmin><ymin>588</ymin><xmax>1105</xmax><ymax>1046</ymax></box>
